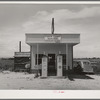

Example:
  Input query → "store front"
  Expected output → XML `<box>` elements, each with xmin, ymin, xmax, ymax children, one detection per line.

<box><xmin>26</xmin><ymin>34</ymin><xmax>80</xmax><ymax>77</ymax></box>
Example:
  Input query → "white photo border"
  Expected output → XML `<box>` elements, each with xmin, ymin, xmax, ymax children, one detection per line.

<box><xmin>0</xmin><ymin>1</ymin><xmax>100</xmax><ymax>99</ymax></box>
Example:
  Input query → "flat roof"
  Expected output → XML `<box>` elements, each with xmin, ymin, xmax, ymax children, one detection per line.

<box><xmin>26</xmin><ymin>33</ymin><xmax>80</xmax><ymax>45</ymax></box>
<box><xmin>25</xmin><ymin>33</ymin><xmax>80</xmax><ymax>35</ymax></box>
<box><xmin>14</xmin><ymin>52</ymin><xmax>30</xmax><ymax>57</ymax></box>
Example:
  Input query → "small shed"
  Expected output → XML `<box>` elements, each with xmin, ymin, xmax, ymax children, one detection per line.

<box><xmin>14</xmin><ymin>52</ymin><xmax>30</xmax><ymax>71</ymax></box>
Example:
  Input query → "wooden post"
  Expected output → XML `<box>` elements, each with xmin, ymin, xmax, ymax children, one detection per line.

<box><xmin>37</xmin><ymin>43</ymin><xmax>38</xmax><ymax>66</ymax></box>
<box><xmin>66</xmin><ymin>44</ymin><xmax>68</xmax><ymax>70</ymax></box>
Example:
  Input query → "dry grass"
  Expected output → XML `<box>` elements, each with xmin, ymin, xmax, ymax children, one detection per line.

<box><xmin>0</xmin><ymin>58</ymin><xmax>14</xmax><ymax>71</ymax></box>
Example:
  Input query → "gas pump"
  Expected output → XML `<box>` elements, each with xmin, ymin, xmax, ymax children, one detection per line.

<box><xmin>42</xmin><ymin>55</ymin><xmax>48</xmax><ymax>77</ymax></box>
<box><xmin>57</xmin><ymin>54</ymin><xmax>63</xmax><ymax>77</ymax></box>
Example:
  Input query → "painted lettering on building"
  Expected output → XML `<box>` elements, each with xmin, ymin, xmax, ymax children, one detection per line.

<box><xmin>44</xmin><ymin>35</ymin><xmax>61</xmax><ymax>43</ymax></box>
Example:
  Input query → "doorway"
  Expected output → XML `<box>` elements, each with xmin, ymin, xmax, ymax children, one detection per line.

<box><xmin>48</xmin><ymin>54</ymin><xmax>56</xmax><ymax>76</ymax></box>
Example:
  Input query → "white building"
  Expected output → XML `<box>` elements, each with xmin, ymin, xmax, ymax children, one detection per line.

<box><xmin>26</xmin><ymin>33</ymin><xmax>80</xmax><ymax>77</ymax></box>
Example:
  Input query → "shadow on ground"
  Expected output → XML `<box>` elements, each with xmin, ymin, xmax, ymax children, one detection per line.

<box><xmin>67</xmin><ymin>73</ymin><xmax>94</xmax><ymax>81</ymax></box>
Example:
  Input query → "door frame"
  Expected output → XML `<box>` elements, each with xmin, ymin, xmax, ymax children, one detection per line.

<box><xmin>48</xmin><ymin>53</ymin><xmax>56</xmax><ymax>76</ymax></box>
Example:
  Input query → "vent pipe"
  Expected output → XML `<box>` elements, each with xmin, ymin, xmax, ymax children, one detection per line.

<box><xmin>19</xmin><ymin>41</ymin><xmax>21</xmax><ymax>52</ymax></box>
<box><xmin>51</xmin><ymin>18</ymin><xmax>54</xmax><ymax>34</ymax></box>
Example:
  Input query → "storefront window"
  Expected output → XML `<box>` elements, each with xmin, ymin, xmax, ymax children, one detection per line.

<box><xmin>35</xmin><ymin>54</ymin><xmax>44</xmax><ymax>65</ymax></box>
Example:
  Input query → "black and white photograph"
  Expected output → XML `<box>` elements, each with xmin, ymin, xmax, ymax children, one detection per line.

<box><xmin>0</xmin><ymin>1</ymin><xmax>100</xmax><ymax>92</ymax></box>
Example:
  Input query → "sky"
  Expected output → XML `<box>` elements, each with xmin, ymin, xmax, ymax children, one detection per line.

<box><xmin>0</xmin><ymin>3</ymin><xmax>100</xmax><ymax>58</ymax></box>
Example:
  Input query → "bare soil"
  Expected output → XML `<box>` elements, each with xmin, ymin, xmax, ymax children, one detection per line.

<box><xmin>0</xmin><ymin>71</ymin><xmax>100</xmax><ymax>90</ymax></box>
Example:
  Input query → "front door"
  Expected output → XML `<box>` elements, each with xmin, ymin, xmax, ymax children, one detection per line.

<box><xmin>48</xmin><ymin>54</ymin><xmax>56</xmax><ymax>76</ymax></box>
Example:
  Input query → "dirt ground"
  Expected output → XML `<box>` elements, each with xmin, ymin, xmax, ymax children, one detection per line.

<box><xmin>0</xmin><ymin>71</ymin><xmax>100</xmax><ymax>90</ymax></box>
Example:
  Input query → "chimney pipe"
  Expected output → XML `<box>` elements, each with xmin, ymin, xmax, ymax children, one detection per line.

<box><xmin>19</xmin><ymin>41</ymin><xmax>21</xmax><ymax>52</ymax></box>
<box><xmin>51</xmin><ymin>18</ymin><xmax>54</xmax><ymax>34</ymax></box>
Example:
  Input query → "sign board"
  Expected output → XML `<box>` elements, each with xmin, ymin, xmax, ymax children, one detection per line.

<box><xmin>44</xmin><ymin>35</ymin><xmax>61</xmax><ymax>43</ymax></box>
<box><xmin>14</xmin><ymin>52</ymin><xmax>30</xmax><ymax>57</ymax></box>
<box><xmin>42</xmin><ymin>56</ymin><xmax>48</xmax><ymax>77</ymax></box>
<box><xmin>57</xmin><ymin>55</ymin><xmax>63</xmax><ymax>77</ymax></box>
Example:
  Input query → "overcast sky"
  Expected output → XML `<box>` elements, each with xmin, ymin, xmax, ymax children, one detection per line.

<box><xmin>0</xmin><ymin>3</ymin><xmax>100</xmax><ymax>58</ymax></box>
